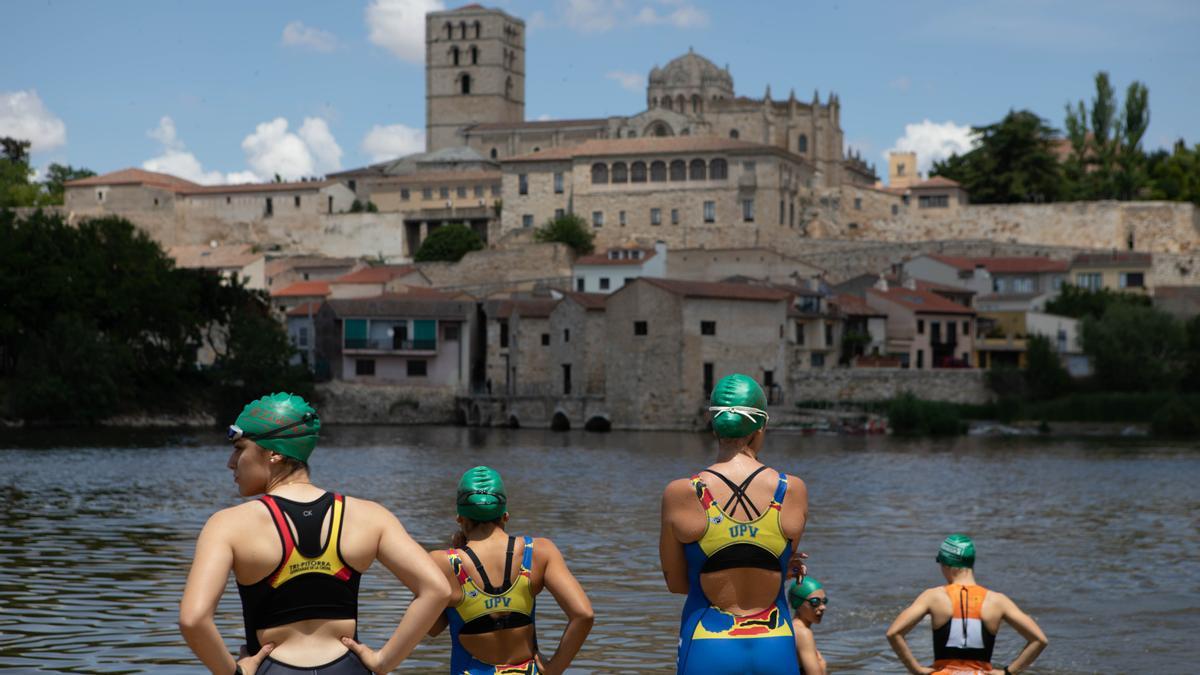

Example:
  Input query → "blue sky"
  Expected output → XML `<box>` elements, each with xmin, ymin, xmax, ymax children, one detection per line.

<box><xmin>3</xmin><ymin>0</ymin><xmax>1198</xmax><ymax>184</ymax></box>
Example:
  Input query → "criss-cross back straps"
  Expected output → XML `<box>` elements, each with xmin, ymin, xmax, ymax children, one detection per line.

<box><xmin>703</xmin><ymin>466</ymin><xmax>769</xmax><ymax>519</ymax></box>
<box><xmin>462</xmin><ymin>535</ymin><xmax>517</xmax><ymax>594</ymax></box>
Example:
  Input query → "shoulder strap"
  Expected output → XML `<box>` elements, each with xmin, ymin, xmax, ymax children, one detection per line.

<box><xmin>771</xmin><ymin>471</ymin><xmax>789</xmax><ymax>504</ymax></box>
<box><xmin>690</xmin><ymin>474</ymin><xmax>716</xmax><ymax>510</ymax></box>
<box><xmin>461</xmin><ymin>545</ymin><xmax>497</xmax><ymax>593</ymax></box>
<box><xmin>501</xmin><ymin>535</ymin><xmax>516</xmax><ymax>589</ymax></box>
<box><xmin>521</xmin><ymin>535</ymin><xmax>534</xmax><ymax>570</ymax></box>
<box><xmin>446</xmin><ymin>549</ymin><xmax>471</xmax><ymax>586</ymax></box>
<box><xmin>259</xmin><ymin>495</ymin><xmax>295</xmax><ymax>551</ymax></box>
<box><xmin>704</xmin><ymin>467</ymin><xmax>768</xmax><ymax>519</ymax></box>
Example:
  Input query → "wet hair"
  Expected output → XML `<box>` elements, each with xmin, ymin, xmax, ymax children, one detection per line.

<box><xmin>274</xmin><ymin>454</ymin><xmax>311</xmax><ymax>480</ymax></box>
<box><xmin>451</xmin><ymin>515</ymin><xmax>504</xmax><ymax>549</ymax></box>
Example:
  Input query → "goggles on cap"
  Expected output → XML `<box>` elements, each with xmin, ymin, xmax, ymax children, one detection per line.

<box><xmin>456</xmin><ymin>489</ymin><xmax>507</xmax><ymax>507</ymax></box>
<box><xmin>708</xmin><ymin>405</ymin><xmax>769</xmax><ymax>425</ymax></box>
<box><xmin>227</xmin><ymin>412</ymin><xmax>318</xmax><ymax>443</ymax></box>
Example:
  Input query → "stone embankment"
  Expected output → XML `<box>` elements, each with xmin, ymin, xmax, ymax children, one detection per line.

<box><xmin>790</xmin><ymin>368</ymin><xmax>990</xmax><ymax>405</ymax></box>
<box><xmin>316</xmin><ymin>381</ymin><xmax>460</xmax><ymax>425</ymax></box>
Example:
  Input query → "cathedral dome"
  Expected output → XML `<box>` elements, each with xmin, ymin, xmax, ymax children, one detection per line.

<box><xmin>649</xmin><ymin>48</ymin><xmax>733</xmax><ymax>93</ymax></box>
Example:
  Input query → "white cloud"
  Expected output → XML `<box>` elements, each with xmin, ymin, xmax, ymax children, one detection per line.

<box><xmin>606</xmin><ymin>70</ymin><xmax>646</xmax><ymax>92</ymax></box>
<box><xmin>224</xmin><ymin>171</ymin><xmax>259</xmax><ymax>185</ymax></box>
<box><xmin>535</xmin><ymin>0</ymin><xmax>707</xmax><ymax>33</ymax></box>
<box><xmin>0</xmin><ymin>90</ymin><xmax>67</xmax><ymax>152</ymax></box>
<box><xmin>366</xmin><ymin>0</ymin><xmax>445</xmax><ymax>63</ymax></box>
<box><xmin>143</xmin><ymin>116</ymin><xmax>226</xmax><ymax>184</ymax></box>
<box><xmin>536</xmin><ymin>114</ymin><xmax>555</xmax><ymax>122</ymax></box>
<box><xmin>633</xmin><ymin>3</ymin><xmax>709</xmax><ymax>28</ymax></box>
<box><xmin>281</xmin><ymin>21</ymin><xmax>339</xmax><ymax>52</ymax></box>
<box><xmin>241</xmin><ymin>117</ymin><xmax>343</xmax><ymax>180</ymax></box>
<box><xmin>362</xmin><ymin>123</ymin><xmax>425</xmax><ymax>162</ymax></box>
<box><xmin>886</xmin><ymin>120</ymin><xmax>977</xmax><ymax>177</ymax></box>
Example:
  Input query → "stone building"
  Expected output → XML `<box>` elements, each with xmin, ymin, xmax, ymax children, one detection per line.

<box><xmin>481</xmin><ymin>296</ymin><xmax>559</xmax><ymax>396</ymax></box>
<box><xmin>501</xmin><ymin>136</ymin><xmax>816</xmax><ymax>249</ymax></box>
<box><xmin>866</xmin><ymin>280</ymin><xmax>976</xmax><ymax>369</ymax></box>
<box><xmin>572</xmin><ymin>243</ymin><xmax>666</xmax><ymax>294</ymax></box>
<box><xmin>265</xmin><ymin>256</ymin><xmax>361</xmax><ymax>293</ymax></box>
<box><xmin>666</xmin><ymin>246</ymin><xmax>825</xmax><ymax>284</ymax></box>
<box><xmin>603</xmin><ymin>277</ymin><xmax>793</xmax><ymax>429</ymax></box>
<box><xmin>327</xmin><ymin>265</ymin><xmax>430</xmax><ymax>299</ymax></box>
<box><xmin>167</xmin><ymin>242</ymin><xmax>267</xmax><ymax>290</ymax></box>
<box><xmin>1069</xmin><ymin>251</ymin><xmax>1152</xmax><ymax>293</ymax></box>
<box><xmin>548</xmin><ymin>292</ymin><xmax>607</xmax><ymax>396</ymax></box>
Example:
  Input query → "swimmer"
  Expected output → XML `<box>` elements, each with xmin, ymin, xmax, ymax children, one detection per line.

<box><xmin>426</xmin><ymin>466</ymin><xmax>594</xmax><ymax>674</ymax></box>
<box><xmin>885</xmin><ymin>534</ymin><xmax>1048</xmax><ymax>675</ymax></box>
<box><xmin>660</xmin><ymin>374</ymin><xmax>810</xmax><ymax>674</ymax></box>
<box><xmin>180</xmin><ymin>393</ymin><xmax>451</xmax><ymax>674</ymax></box>
<box><xmin>788</xmin><ymin>577</ymin><xmax>827</xmax><ymax>675</ymax></box>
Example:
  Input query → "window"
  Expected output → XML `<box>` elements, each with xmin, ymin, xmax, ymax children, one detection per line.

<box><xmin>710</xmin><ymin>158</ymin><xmax>728</xmax><ymax>180</ymax></box>
<box><xmin>541</xmin><ymin>333</ymin><xmax>550</xmax><ymax>346</ymax></box>
<box><xmin>963</xmin><ymin>321</ymin><xmax>970</xmax><ymax>336</ymax></box>
<box><xmin>897</xmin><ymin>163</ymin><xmax>906</xmax><ymax>177</ymax></box>
<box><xmin>356</xmin><ymin>359</ymin><xmax>376</xmax><ymax>376</ymax></box>
<box><xmin>440</xmin><ymin>187</ymin><xmax>450</xmax><ymax>199</ymax></box>
<box><xmin>225</xmin><ymin>196</ymin><xmax>231</xmax><ymax>204</ymax></box>
<box><xmin>154</xmin><ymin>198</ymin><xmax>159</xmax><ymax>206</ymax></box>
<box><xmin>554</xmin><ymin>208</ymin><xmax>565</xmax><ymax>219</ymax></box>
<box><xmin>671</xmin><ymin>208</ymin><xmax>679</xmax><ymax>225</ymax></box>
<box><xmin>795</xmin><ymin>322</ymin><xmax>806</xmax><ymax>344</ymax></box>
<box><xmin>1076</xmin><ymin>273</ymin><xmax>1102</xmax><ymax>290</ymax></box>
<box><xmin>810</xmin><ymin>353</ymin><xmax>825</xmax><ymax>368</ymax></box>
<box><xmin>701</xmin><ymin>321</ymin><xmax>716</xmax><ymax>336</ymax></box>
<box><xmin>703</xmin><ymin>201</ymin><xmax>716</xmax><ymax>223</ymax></box>
<box><xmin>563</xmin><ymin>329</ymin><xmax>570</xmax><ymax>343</ymax></box>
<box><xmin>789</xmin><ymin>201</ymin><xmax>795</xmax><ymax>227</ymax></box>
<box><xmin>689</xmin><ymin>159</ymin><xmax>707</xmax><ymax>180</ymax></box>
<box><xmin>451</xmin><ymin>45</ymin><xmax>461</xmax><ymax>65</ymax></box>
<box><xmin>460</xmin><ymin>73</ymin><xmax>471</xmax><ymax>94</ymax></box>
<box><xmin>518</xmin><ymin>174</ymin><xmax>528</xmax><ymax>195</ymax></box>
<box><xmin>600</xmin><ymin>277</ymin><xmax>610</xmax><ymax>290</ymax></box>
<box><xmin>470</xmin><ymin>45</ymin><xmax>478</xmax><ymax>65</ymax></box>
<box><xmin>797</xmin><ymin>134</ymin><xmax>808</xmax><ymax>153</ymax></box>
<box><xmin>422</xmin><ymin>187</ymin><xmax>433</xmax><ymax>199</ymax></box>
<box><xmin>474</xmin><ymin>185</ymin><xmax>484</xmax><ymax>198</ymax></box>
<box><xmin>576</xmin><ymin>278</ymin><xmax>584</xmax><ymax>291</ymax></box>
<box><xmin>918</xmin><ymin>194</ymin><xmax>950</xmax><ymax>208</ymax></box>
<box><xmin>631</xmin><ymin>161</ymin><xmax>647</xmax><ymax>183</ymax></box>
<box><xmin>407</xmin><ymin>360</ymin><xmax>427</xmax><ymax>377</ymax></box>
<box><xmin>456</xmin><ymin>186</ymin><xmax>467</xmax><ymax>198</ymax></box>
<box><xmin>619</xmin><ymin>210</ymin><xmax>626</xmax><ymax>226</ymax></box>
<box><xmin>825</xmin><ymin>323</ymin><xmax>834</xmax><ymax>347</ymax></box>
<box><xmin>1119</xmin><ymin>272</ymin><xmax>1145</xmax><ymax>288</ymax></box>
<box><xmin>97</xmin><ymin>190</ymin><xmax>104</xmax><ymax>202</ymax></box>
<box><xmin>650</xmin><ymin>161</ymin><xmax>667</xmax><ymax>182</ymax></box>
<box><xmin>490</xmin><ymin>148</ymin><xmax>498</xmax><ymax>159</ymax></box>
<box><xmin>917</xmin><ymin>319</ymin><xmax>925</xmax><ymax>334</ymax></box>
<box><xmin>729</xmin><ymin>129</ymin><xmax>739</xmax><ymax>139</ymax></box>
<box><xmin>892</xmin><ymin>204</ymin><xmax>899</xmax><ymax>216</ymax></box>
<box><xmin>703</xmin><ymin>362</ymin><xmax>714</xmax><ymax>394</ymax></box>
<box><xmin>779</xmin><ymin>200</ymin><xmax>785</xmax><ymax>225</ymax></box>
<box><xmin>401</xmin><ymin>188</ymin><xmax>410</xmax><ymax>200</ymax></box>
<box><xmin>634</xmin><ymin>320</ymin><xmax>648</xmax><ymax>336</ymax></box>
<box><xmin>916</xmin><ymin>350</ymin><xmax>924</xmax><ymax>369</ymax></box>
<box><xmin>611</xmin><ymin>162</ymin><xmax>628</xmax><ymax>183</ymax></box>
<box><xmin>854</xmin><ymin>197</ymin><xmax>862</xmax><ymax>210</ymax></box>
<box><xmin>592</xmin><ymin>211</ymin><xmax>604</xmax><ymax>227</ymax></box>
<box><xmin>499</xmin><ymin>321</ymin><xmax>509</xmax><ymax>348</ymax></box>
<box><xmin>265</xmin><ymin>197</ymin><xmax>273</xmax><ymax>217</ymax></box>
<box><xmin>1013</xmin><ymin>277</ymin><xmax>1034</xmax><ymax>293</ymax></box>
<box><xmin>650</xmin><ymin>208</ymin><xmax>662</xmax><ymax>225</ymax></box>
<box><xmin>522</xmin><ymin>214</ymin><xmax>533</xmax><ymax>228</ymax></box>
<box><xmin>742</xmin><ymin>161</ymin><xmax>757</xmax><ymax>173</ymax></box>
<box><xmin>546</xmin><ymin>171</ymin><xmax>560</xmax><ymax>194</ymax></box>
<box><xmin>297</xmin><ymin>326</ymin><xmax>309</xmax><ymax>348</ymax></box>
<box><xmin>562</xmin><ymin>364</ymin><xmax>572</xmax><ymax>395</ymax></box>
<box><xmin>670</xmin><ymin>160</ymin><xmax>687</xmax><ymax>181</ymax></box>
<box><xmin>742</xmin><ymin>199</ymin><xmax>754</xmax><ymax>222</ymax></box>
<box><xmin>491</xmin><ymin>184</ymin><xmax>501</xmax><ymax>196</ymax></box>
<box><xmin>444</xmin><ymin>324</ymin><xmax>460</xmax><ymax>341</ymax></box>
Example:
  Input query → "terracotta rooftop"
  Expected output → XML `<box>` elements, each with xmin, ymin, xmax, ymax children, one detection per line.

<box><xmin>561</xmin><ymin>291</ymin><xmax>607</xmax><ymax>310</ymax></box>
<box><xmin>327</xmin><ymin>293</ymin><xmax>472</xmax><ymax>319</ymax></box>
<box><xmin>574</xmin><ymin>248</ymin><xmax>657</xmax><ymax>266</ymax></box>
<box><xmin>366</xmin><ymin>169</ymin><xmax>501</xmax><ymax>186</ymax></box>
<box><xmin>168</xmin><ymin>243</ymin><xmax>262</xmax><ymax>269</ymax></box>
<box><xmin>926</xmin><ymin>254</ymin><xmax>1069</xmax><ymax>274</ymax></box>
<box><xmin>494</xmin><ymin>298</ymin><xmax>559</xmax><ymax>319</ymax></box>
<box><xmin>286</xmin><ymin>301</ymin><xmax>323</xmax><ymax>317</ymax></box>
<box><xmin>506</xmin><ymin>136</ymin><xmax>797</xmax><ymax>163</ymax></box>
<box><xmin>911</xmin><ymin>176</ymin><xmax>962</xmax><ymax>189</ymax></box>
<box><xmin>832</xmin><ymin>293</ymin><xmax>885</xmax><ymax>317</ymax></box>
<box><xmin>640</xmin><ymin>277</ymin><xmax>793</xmax><ymax>302</ymax></box>
<box><xmin>66</xmin><ymin>167</ymin><xmax>200</xmax><ymax>192</ymax></box>
<box><xmin>332</xmin><ymin>265</ymin><xmax>421</xmax><ymax>284</ymax></box>
<box><xmin>868</xmin><ymin>286</ymin><xmax>975</xmax><ymax>315</ymax></box>
<box><xmin>1071</xmin><ymin>251</ymin><xmax>1153</xmax><ymax>268</ymax></box>
<box><xmin>266</xmin><ymin>256</ymin><xmax>358</xmax><ymax>278</ymax></box>
<box><xmin>469</xmin><ymin>117</ymin><xmax>610</xmax><ymax>132</ymax></box>
<box><xmin>179</xmin><ymin>180</ymin><xmax>334</xmax><ymax>195</ymax></box>
<box><xmin>272</xmin><ymin>280</ymin><xmax>331</xmax><ymax>298</ymax></box>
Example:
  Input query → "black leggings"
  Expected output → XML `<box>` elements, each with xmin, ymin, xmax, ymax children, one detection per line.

<box><xmin>257</xmin><ymin>651</ymin><xmax>370</xmax><ymax>675</ymax></box>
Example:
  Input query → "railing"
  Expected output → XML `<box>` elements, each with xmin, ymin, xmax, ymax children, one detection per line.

<box><xmin>344</xmin><ymin>338</ymin><xmax>437</xmax><ymax>351</ymax></box>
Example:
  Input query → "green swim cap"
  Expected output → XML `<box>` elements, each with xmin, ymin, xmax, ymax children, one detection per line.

<box><xmin>232</xmin><ymin>393</ymin><xmax>321</xmax><ymax>463</ymax></box>
<box><xmin>788</xmin><ymin>577</ymin><xmax>824</xmax><ymax>611</ymax></box>
<box><xmin>457</xmin><ymin>466</ymin><xmax>507</xmax><ymax>521</ymax></box>
<box><xmin>936</xmin><ymin>534</ymin><xmax>976</xmax><ymax>568</ymax></box>
<box><xmin>709</xmin><ymin>373</ymin><xmax>768</xmax><ymax>438</ymax></box>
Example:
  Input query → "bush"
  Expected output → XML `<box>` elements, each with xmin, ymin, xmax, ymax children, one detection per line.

<box><xmin>413</xmin><ymin>222</ymin><xmax>484</xmax><ymax>262</ymax></box>
<box><xmin>1024</xmin><ymin>334</ymin><xmax>1072</xmax><ymax>400</ymax></box>
<box><xmin>1151</xmin><ymin>398</ymin><xmax>1200</xmax><ymax>437</ymax></box>
<box><xmin>1081</xmin><ymin>304</ymin><xmax>1186</xmax><ymax>392</ymax></box>
<box><xmin>366</xmin><ymin>200</ymin><xmax>379</xmax><ymax>213</ymax></box>
<box><xmin>533</xmin><ymin>213</ymin><xmax>595</xmax><ymax>255</ymax></box>
<box><xmin>888</xmin><ymin>392</ymin><xmax>964</xmax><ymax>436</ymax></box>
<box><xmin>349</xmin><ymin>199</ymin><xmax>363</xmax><ymax>213</ymax></box>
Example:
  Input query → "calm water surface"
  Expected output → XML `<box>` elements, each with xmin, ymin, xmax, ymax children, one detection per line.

<box><xmin>1</xmin><ymin>426</ymin><xmax>1198</xmax><ymax>673</ymax></box>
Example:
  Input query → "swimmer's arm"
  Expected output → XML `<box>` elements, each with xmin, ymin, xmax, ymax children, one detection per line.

<box><xmin>782</xmin><ymin>473</ymin><xmax>809</xmax><ymax>579</ymax></box>
<box><xmin>345</xmin><ymin>504</ymin><xmax>452</xmax><ymax>672</ymax></box>
<box><xmin>994</xmin><ymin>592</ymin><xmax>1048</xmax><ymax>673</ymax></box>
<box><xmin>538</xmin><ymin>538</ymin><xmax>594</xmax><ymax>674</ymax></box>
<box><xmin>793</xmin><ymin>622</ymin><xmax>826</xmax><ymax>675</ymax></box>
<box><xmin>659</xmin><ymin>480</ymin><xmax>690</xmax><ymax>594</ymax></box>
<box><xmin>179</xmin><ymin>511</ymin><xmax>241</xmax><ymax>674</ymax></box>
<box><xmin>885</xmin><ymin>589</ymin><xmax>937</xmax><ymax>675</ymax></box>
<box><xmin>425</xmin><ymin>550</ymin><xmax>454</xmax><ymax>637</ymax></box>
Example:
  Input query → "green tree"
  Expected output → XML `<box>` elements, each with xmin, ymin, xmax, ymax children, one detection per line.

<box><xmin>0</xmin><ymin>137</ymin><xmax>42</xmax><ymax>208</ymax></box>
<box><xmin>1044</xmin><ymin>283</ymin><xmax>1151</xmax><ymax>320</ymax></box>
<box><xmin>1063</xmin><ymin>72</ymin><xmax>1152</xmax><ymax>200</ymax></box>
<box><xmin>413</xmin><ymin>222</ymin><xmax>484</xmax><ymax>262</ymax></box>
<box><xmin>1146</xmin><ymin>140</ymin><xmax>1200</xmax><ymax>205</ymax></box>
<box><xmin>1024</xmin><ymin>334</ymin><xmax>1071</xmax><ymax>400</ymax></box>
<box><xmin>533</xmin><ymin>213</ymin><xmax>595</xmax><ymax>255</ymax></box>
<box><xmin>931</xmin><ymin>110</ymin><xmax>1062</xmax><ymax>203</ymax></box>
<box><xmin>1080</xmin><ymin>303</ymin><xmax>1185</xmax><ymax>392</ymax></box>
<box><xmin>42</xmin><ymin>163</ymin><xmax>96</xmax><ymax>204</ymax></box>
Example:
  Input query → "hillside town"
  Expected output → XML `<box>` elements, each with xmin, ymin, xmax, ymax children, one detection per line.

<box><xmin>49</xmin><ymin>4</ymin><xmax>1200</xmax><ymax>430</ymax></box>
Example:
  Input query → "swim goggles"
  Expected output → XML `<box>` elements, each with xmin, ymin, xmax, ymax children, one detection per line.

<box><xmin>707</xmin><ymin>405</ymin><xmax>769</xmax><ymax>425</ymax></box>
<box><xmin>227</xmin><ymin>412</ymin><xmax>318</xmax><ymax>443</ymax></box>
<box><xmin>803</xmin><ymin>596</ymin><xmax>828</xmax><ymax>608</ymax></box>
<box><xmin>456</xmin><ymin>489</ymin><xmax>507</xmax><ymax>507</ymax></box>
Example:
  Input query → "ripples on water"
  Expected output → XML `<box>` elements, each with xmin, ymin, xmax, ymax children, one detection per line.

<box><xmin>1</xmin><ymin>427</ymin><xmax>1198</xmax><ymax>673</ymax></box>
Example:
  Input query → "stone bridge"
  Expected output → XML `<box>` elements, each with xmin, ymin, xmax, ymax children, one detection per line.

<box><xmin>457</xmin><ymin>394</ymin><xmax>612</xmax><ymax>430</ymax></box>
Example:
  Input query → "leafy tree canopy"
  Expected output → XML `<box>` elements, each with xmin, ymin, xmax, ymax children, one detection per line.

<box><xmin>1043</xmin><ymin>283</ymin><xmax>1151</xmax><ymax>320</ymax></box>
<box><xmin>931</xmin><ymin>110</ymin><xmax>1062</xmax><ymax>204</ymax></box>
<box><xmin>413</xmin><ymin>222</ymin><xmax>484</xmax><ymax>262</ymax></box>
<box><xmin>1</xmin><ymin>136</ymin><xmax>96</xmax><ymax>207</ymax></box>
<box><xmin>533</xmin><ymin>213</ymin><xmax>595</xmax><ymax>255</ymax></box>
<box><xmin>1080</xmin><ymin>303</ymin><xmax>1185</xmax><ymax>392</ymax></box>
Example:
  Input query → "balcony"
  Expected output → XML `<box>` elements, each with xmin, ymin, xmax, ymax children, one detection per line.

<box><xmin>344</xmin><ymin>338</ymin><xmax>437</xmax><ymax>353</ymax></box>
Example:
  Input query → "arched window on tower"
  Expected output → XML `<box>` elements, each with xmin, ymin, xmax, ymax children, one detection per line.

<box><xmin>450</xmin><ymin>46</ymin><xmax>460</xmax><ymax>66</ymax></box>
<box><xmin>675</xmin><ymin>94</ymin><xmax>685</xmax><ymax>112</ymax></box>
<box><xmin>611</xmin><ymin>162</ymin><xmax>628</xmax><ymax>183</ymax></box>
<box><xmin>710</xmin><ymin>158</ymin><xmax>728</xmax><ymax>180</ymax></box>
<box><xmin>631</xmin><ymin>161</ymin><xmax>647</xmax><ymax>183</ymax></box>
<box><xmin>692</xmin><ymin>95</ymin><xmax>701</xmax><ymax>114</ymax></box>
<box><xmin>669</xmin><ymin>160</ymin><xmax>686</xmax><ymax>181</ymax></box>
<box><xmin>473</xmin><ymin>21</ymin><xmax>481</xmax><ymax>38</ymax></box>
<box><xmin>444</xmin><ymin>22</ymin><xmax>452</xmax><ymax>40</ymax></box>
<box><xmin>649</xmin><ymin>97</ymin><xmax>657</xmax><ymax>109</ymax></box>
<box><xmin>661</xmin><ymin>96</ymin><xmax>672</xmax><ymax>110</ymax></box>
<box><xmin>689</xmin><ymin>158</ymin><xmax>707</xmax><ymax>180</ymax></box>
<box><xmin>490</xmin><ymin>148</ymin><xmax>498</xmax><ymax>159</ymax></box>
<box><xmin>460</xmin><ymin>73</ymin><xmax>472</xmax><ymax>94</ymax></box>
<box><xmin>459</xmin><ymin>21</ymin><xmax>467</xmax><ymax>39</ymax></box>
<box><xmin>729</xmin><ymin>129</ymin><xmax>740</xmax><ymax>139</ymax></box>
<box><xmin>797</xmin><ymin>134</ymin><xmax>808</xmax><ymax>153</ymax></box>
<box><xmin>650</xmin><ymin>161</ymin><xmax>667</xmax><ymax>182</ymax></box>
<box><xmin>505</xmin><ymin>76</ymin><xmax>513</xmax><ymax>99</ymax></box>
<box><xmin>591</xmin><ymin>163</ymin><xmax>609</xmax><ymax>185</ymax></box>
<box><xmin>470</xmin><ymin>45</ymin><xmax>479</xmax><ymax>65</ymax></box>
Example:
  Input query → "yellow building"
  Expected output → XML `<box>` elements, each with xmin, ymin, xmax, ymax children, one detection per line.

<box><xmin>1069</xmin><ymin>252</ymin><xmax>1153</xmax><ymax>293</ymax></box>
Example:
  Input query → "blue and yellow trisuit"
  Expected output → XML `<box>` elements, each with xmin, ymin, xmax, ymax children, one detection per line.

<box><xmin>677</xmin><ymin>467</ymin><xmax>802</xmax><ymax>675</ymax></box>
<box><xmin>444</xmin><ymin>536</ymin><xmax>540</xmax><ymax>675</ymax></box>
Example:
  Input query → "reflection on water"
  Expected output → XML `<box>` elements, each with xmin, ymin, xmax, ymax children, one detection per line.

<box><xmin>1</xmin><ymin>427</ymin><xmax>1198</xmax><ymax>673</ymax></box>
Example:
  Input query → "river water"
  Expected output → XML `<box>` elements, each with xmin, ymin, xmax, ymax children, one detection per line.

<box><xmin>1</xmin><ymin>426</ymin><xmax>1197</xmax><ymax>673</ymax></box>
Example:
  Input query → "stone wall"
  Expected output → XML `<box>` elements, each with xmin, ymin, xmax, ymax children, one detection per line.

<box><xmin>316</xmin><ymin>380</ymin><xmax>460</xmax><ymax>424</ymax></box>
<box><xmin>790</xmin><ymin>368</ymin><xmax>990</xmax><ymax>405</ymax></box>
<box><xmin>418</xmin><ymin>242</ymin><xmax>574</xmax><ymax>291</ymax></box>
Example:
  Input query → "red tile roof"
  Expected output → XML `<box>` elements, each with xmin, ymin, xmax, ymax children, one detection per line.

<box><xmin>1071</xmin><ymin>251</ymin><xmax>1153</xmax><ymax>268</ymax></box>
<box><xmin>561</xmin><ymin>291</ymin><xmax>607</xmax><ymax>310</ymax></box>
<box><xmin>66</xmin><ymin>167</ymin><xmax>200</xmax><ymax>192</ymax></box>
<box><xmin>495</xmin><ymin>298</ymin><xmax>559</xmax><ymax>319</ymax></box>
<box><xmin>926</xmin><ymin>254</ymin><xmax>1069</xmax><ymax>274</ymax></box>
<box><xmin>469</xmin><ymin>117</ymin><xmax>610</xmax><ymax>132</ymax></box>
<box><xmin>911</xmin><ymin>176</ymin><xmax>962</xmax><ymax>189</ymax></box>
<box><xmin>179</xmin><ymin>180</ymin><xmax>334</xmax><ymax>195</ymax></box>
<box><xmin>640</xmin><ymin>277</ymin><xmax>793</xmax><ymax>302</ymax></box>
<box><xmin>868</xmin><ymin>286</ymin><xmax>975</xmax><ymax>315</ymax></box>
<box><xmin>574</xmin><ymin>248</ymin><xmax>657</xmax><ymax>266</ymax></box>
<box><xmin>387</xmin><ymin>284</ymin><xmax>459</xmax><ymax>299</ymax></box>
<box><xmin>367</xmin><ymin>169</ymin><xmax>501</xmax><ymax>186</ymax></box>
<box><xmin>332</xmin><ymin>265</ymin><xmax>419</xmax><ymax>284</ymax></box>
<box><xmin>272</xmin><ymin>280</ymin><xmax>331</xmax><ymax>298</ymax></box>
<box><xmin>506</xmin><ymin>136</ymin><xmax>796</xmax><ymax>163</ymax></box>
<box><xmin>286</xmin><ymin>301</ymin><xmax>323</xmax><ymax>317</ymax></box>
<box><xmin>832</xmin><ymin>293</ymin><xmax>884</xmax><ymax>317</ymax></box>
